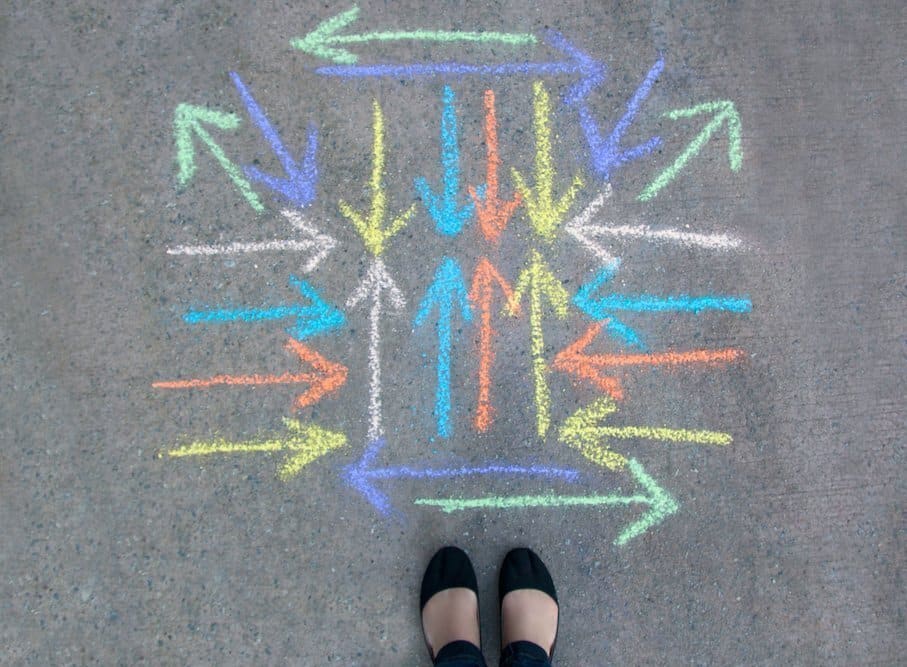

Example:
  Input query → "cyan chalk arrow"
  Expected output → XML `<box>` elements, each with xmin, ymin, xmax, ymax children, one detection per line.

<box><xmin>414</xmin><ymin>257</ymin><xmax>472</xmax><ymax>438</ymax></box>
<box><xmin>343</xmin><ymin>438</ymin><xmax>580</xmax><ymax>516</ymax></box>
<box><xmin>414</xmin><ymin>86</ymin><xmax>474</xmax><ymax>236</ymax></box>
<box><xmin>230</xmin><ymin>71</ymin><xmax>318</xmax><ymax>208</ymax></box>
<box><xmin>183</xmin><ymin>275</ymin><xmax>345</xmax><ymax>340</ymax></box>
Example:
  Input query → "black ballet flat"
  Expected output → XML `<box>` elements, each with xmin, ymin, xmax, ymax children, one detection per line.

<box><xmin>499</xmin><ymin>548</ymin><xmax>559</xmax><ymax>659</ymax></box>
<box><xmin>420</xmin><ymin>546</ymin><xmax>480</xmax><ymax>660</ymax></box>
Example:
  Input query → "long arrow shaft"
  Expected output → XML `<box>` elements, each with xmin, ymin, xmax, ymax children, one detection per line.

<box><xmin>166</xmin><ymin>238</ymin><xmax>318</xmax><ymax>257</ymax></box>
<box><xmin>366</xmin><ymin>292</ymin><xmax>384</xmax><ymax>440</ymax></box>
<box><xmin>587</xmin><ymin>295</ymin><xmax>751</xmax><ymax>313</ymax></box>
<box><xmin>590</xmin><ymin>425</ymin><xmax>731</xmax><ymax>445</ymax></box>
<box><xmin>153</xmin><ymin>371</ymin><xmax>319</xmax><ymax>390</ymax></box>
<box><xmin>585</xmin><ymin>348</ymin><xmax>745</xmax><ymax>368</ymax></box>
<box><xmin>365</xmin><ymin>464</ymin><xmax>578</xmax><ymax>482</ymax></box>
<box><xmin>167</xmin><ymin>437</ymin><xmax>294</xmax><ymax>457</ymax></box>
<box><xmin>415</xmin><ymin>493</ymin><xmax>646</xmax><ymax>512</ymax></box>
<box><xmin>230</xmin><ymin>71</ymin><xmax>295</xmax><ymax>172</ymax></box>
<box><xmin>475</xmin><ymin>295</ymin><xmax>496</xmax><ymax>431</ymax></box>
<box><xmin>528</xmin><ymin>278</ymin><xmax>551</xmax><ymax>438</ymax></box>
<box><xmin>183</xmin><ymin>304</ymin><xmax>313</xmax><ymax>324</ymax></box>
<box><xmin>436</xmin><ymin>302</ymin><xmax>454</xmax><ymax>438</ymax></box>
<box><xmin>317</xmin><ymin>59</ymin><xmax>579</xmax><ymax>79</ymax></box>
<box><xmin>327</xmin><ymin>29</ymin><xmax>536</xmax><ymax>46</ymax></box>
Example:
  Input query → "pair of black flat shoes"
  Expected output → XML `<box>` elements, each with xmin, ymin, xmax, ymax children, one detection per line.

<box><xmin>420</xmin><ymin>546</ymin><xmax>558</xmax><ymax>662</ymax></box>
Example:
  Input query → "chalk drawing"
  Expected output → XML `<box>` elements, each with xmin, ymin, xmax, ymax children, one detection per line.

<box><xmin>414</xmin><ymin>257</ymin><xmax>473</xmax><ymax>438</ymax></box>
<box><xmin>344</xmin><ymin>437</ymin><xmax>579</xmax><ymax>516</ymax></box>
<box><xmin>639</xmin><ymin>100</ymin><xmax>743</xmax><ymax>201</ymax></box>
<box><xmin>293</xmin><ymin>5</ymin><xmax>537</xmax><ymax>64</ymax></box>
<box><xmin>507</xmin><ymin>248</ymin><xmax>570</xmax><ymax>438</ymax></box>
<box><xmin>153</xmin><ymin>338</ymin><xmax>347</xmax><ymax>409</ymax></box>
<box><xmin>346</xmin><ymin>257</ymin><xmax>406</xmax><ymax>440</ymax></box>
<box><xmin>339</xmin><ymin>100</ymin><xmax>416</xmax><ymax>256</ymax></box>
<box><xmin>173</xmin><ymin>103</ymin><xmax>264</xmax><ymax>212</ymax></box>
<box><xmin>468</xmin><ymin>89</ymin><xmax>522</xmax><ymax>244</ymax></box>
<box><xmin>572</xmin><ymin>58</ymin><xmax>663</xmax><ymax>181</ymax></box>
<box><xmin>230</xmin><ymin>72</ymin><xmax>318</xmax><ymax>208</ymax></box>
<box><xmin>166</xmin><ymin>209</ymin><xmax>336</xmax><ymax>273</ymax></box>
<box><xmin>511</xmin><ymin>81</ymin><xmax>585</xmax><ymax>241</ymax></box>
<box><xmin>163</xmin><ymin>418</ymin><xmax>347</xmax><ymax>481</ymax></box>
<box><xmin>469</xmin><ymin>257</ymin><xmax>521</xmax><ymax>432</ymax></box>
<box><xmin>414</xmin><ymin>458</ymin><xmax>677</xmax><ymax>546</ymax></box>
<box><xmin>415</xmin><ymin>85</ymin><xmax>474</xmax><ymax>236</ymax></box>
<box><xmin>183</xmin><ymin>275</ymin><xmax>345</xmax><ymax>341</ymax></box>
<box><xmin>564</xmin><ymin>189</ymin><xmax>616</xmax><ymax>266</ymax></box>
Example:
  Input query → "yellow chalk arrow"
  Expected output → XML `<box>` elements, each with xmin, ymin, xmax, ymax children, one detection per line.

<box><xmin>163</xmin><ymin>418</ymin><xmax>347</xmax><ymax>481</ymax></box>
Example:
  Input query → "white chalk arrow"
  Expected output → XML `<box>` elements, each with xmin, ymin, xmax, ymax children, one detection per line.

<box><xmin>564</xmin><ymin>188</ymin><xmax>615</xmax><ymax>265</ymax></box>
<box><xmin>166</xmin><ymin>209</ymin><xmax>337</xmax><ymax>273</ymax></box>
<box><xmin>346</xmin><ymin>257</ymin><xmax>406</xmax><ymax>440</ymax></box>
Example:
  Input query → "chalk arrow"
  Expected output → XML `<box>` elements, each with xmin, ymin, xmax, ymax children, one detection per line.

<box><xmin>292</xmin><ymin>5</ymin><xmax>537</xmax><ymax>65</ymax></box>
<box><xmin>230</xmin><ymin>72</ymin><xmax>318</xmax><ymax>208</ymax></box>
<box><xmin>564</xmin><ymin>189</ymin><xmax>616</xmax><ymax>265</ymax></box>
<box><xmin>163</xmin><ymin>418</ymin><xmax>347</xmax><ymax>481</ymax></box>
<box><xmin>469</xmin><ymin>258</ymin><xmax>520</xmax><ymax>432</ymax></box>
<box><xmin>507</xmin><ymin>249</ymin><xmax>570</xmax><ymax>438</ymax></box>
<box><xmin>415</xmin><ymin>86</ymin><xmax>474</xmax><ymax>236</ymax></box>
<box><xmin>183</xmin><ymin>275</ymin><xmax>345</xmax><ymax>340</ymax></box>
<box><xmin>572</xmin><ymin>58</ymin><xmax>663</xmax><ymax>181</ymax></box>
<box><xmin>346</xmin><ymin>258</ymin><xmax>406</xmax><ymax>441</ymax></box>
<box><xmin>414</xmin><ymin>257</ymin><xmax>473</xmax><ymax>439</ymax></box>
<box><xmin>559</xmin><ymin>396</ymin><xmax>733</xmax><ymax>474</ymax></box>
<box><xmin>511</xmin><ymin>81</ymin><xmax>585</xmax><ymax>241</ymax></box>
<box><xmin>173</xmin><ymin>103</ymin><xmax>265</xmax><ymax>212</ymax></box>
<box><xmin>153</xmin><ymin>338</ymin><xmax>347</xmax><ymax>409</ymax></box>
<box><xmin>340</xmin><ymin>100</ymin><xmax>416</xmax><ymax>256</ymax></box>
<box><xmin>639</xmin><ymin>100</ymin><xmax>743</xmax><ymax>201</ymax></box>
<box><xmin>414</xmin><ymin>457</ymin><xmax>678</xmax><ymax>546</ymax></box>
<box><xmin>315</xmin><ymin>30</ymin><xmax>605</xmax><ymax>106</ymax></box>
<box><xmin>468</xmin><ymin>89</ymin><xmax>522</xmax><ymax>244</ymax></box>
<box><xmin>343</xmin><ymin>437</ymin><xmax>579</xmax><ymax>516</ymax></box>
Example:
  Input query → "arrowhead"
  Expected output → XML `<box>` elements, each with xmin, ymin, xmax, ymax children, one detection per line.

<box><xmin>552</xmin><ymin>322</ymin><xmax>624</xmax><ymax>399</ymax></box>
<box><xmin>277</xmin><ymin>418</ymin><xmax>348</xmax><ymax>480</ymax></box>
<box><xmin>469</xmin><ymin>186</ymin><xmax>521</xmax><ymax>244</ymax></box>
<box><xmin>615</xmin><ymin>458</ymin><xmax>678</xmax><ymax>545</ymax></box>
<box><xmin>469</xmin><ymin>258</ymin><xmax>519</xmax><ymax>315</ymax></box>
<box><xmin>284</xmin><ymin>338</ymin><xmax>348</xmax><ymax>408</ymax></box>
<box><xmin>243</xmin><ymin>123</ymin><xmax>319</xmax><ymax>207</ymax></box>
<box><xmin>415</xmin><ymin>177</ymin><xmax>475</xmax><ymax>236</ymax></box>
<box><xmin>544</xmin><ymin>30</ymin><xmax>607</xmax><ymax>106</ymax></box>
<box><xmin>414</xmin><ymin>257</ymin><xmax>473</xmax><ymax>326</ymax></box>
<box><xmin>279</xmin><ymin>209</ymin><xmax>337</xmax><ymax>273</ymax></box>
<box><xmin>342</xmin><ymin>438</ymin><xmax>395</xmax><ymax>514</ymax></box>
<box><xmin>346</xmin><ymin>257</ymin><xmax>406</xmax><ymax>311</ymax></box>
<box><xmin>558</xmin><ymin>397</ymin><xmax>628</xmax><ymax>471</ymax></box>
<box><xmin>291</xmin><ymin>6</ymin><xmax>361</xmax><ymax>64</ymax></box>
<box><xmin>510</xmin><ymin>249</ymin><xmax>570</xmax><ymax>318</ymax></box>
<box><xmin>573</xmin><ymin>263</ymin><xmax>648</xmax><ymax>350</ymax></box>
<box><xmin>173</xmin><ymin>103</ymin><xmax>242</xmax><ymax>186</ymax></box>
<box><xmin>564</xmin><ymin>190</ymin><xmax>616</xmax><ymax>265</ymax></box>
<box><xmin>286</xmin><ymin>276</ymin><xmax>346</xmax><ymax>339</ymax></box>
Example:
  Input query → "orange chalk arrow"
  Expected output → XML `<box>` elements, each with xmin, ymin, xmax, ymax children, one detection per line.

<box><xmin>153</xmin><ymin>338</ymin><xmax>347</xmax><ymax>409</ymax></box>
<box><xmin>553</xmin><ymin>322</ymin><xmax>745</xmax><ymax>400</ymax></box>
<box><xmin>469</xmin><ymin>257</ymin><xmax>520</xmax><ymax>431</ymax></box>
<box><xmin>468</xmin><ymin>90</ymin><xmax>521</xmax><ymax>244</ymax></box>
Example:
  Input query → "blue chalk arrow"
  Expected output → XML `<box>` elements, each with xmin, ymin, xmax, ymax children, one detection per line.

<box><xmin>316</xmin><ymin>31</ymin><xmax>605</xmax><ymax>106</ymax></box>
<box><xmin>414</xmin><ymin>257</ymin><xmax>472</xmax><ymax>439</ymax></box>
<box><xmin>183</xmin><ymin>275</ymin><xmax>345</xmax><ymax>340</ymax></box>
<box><xmin>572</xmin><ymin>260</ymin><xmax>648</xmax><ymax>350</ymax></box>
<box><xmin>414</xmin><ymin>86</ymin><xmax>474</xmax><ymax>236</ymax></box>
<box><xmin>571</xmin><ymin>58</ymin><xmax>664</xmax><ymax>182</ymax></box>
<box><xmin>230</xmin><ymin>71</ymin><xmax>318</xmax><ymax>208</ymax></box>
<box><xmin>343</xmin><ymin>438</ymin><xmax>580</xmax><ymax>516</ymax></box>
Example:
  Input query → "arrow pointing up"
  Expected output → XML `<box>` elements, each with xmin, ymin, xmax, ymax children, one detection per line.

<box><xmin>511</xmin><ymin>81</ymin><xmax>585</xmax><ymax>241</ymax></box>
<box><xmin>230</xmin><ymin>72</ymin><xmax>318</xmax><ymax>208</ymax></box>
<box><xmin>414</xmin><ymin>257</ymin><xmax>473</xmax><ymax>438</ymax></box>
<box><xmin>415</xmin><ymin>86</ymin><xmax>474</xmax><ymax>236</ymax></box>
<box><xmin>292</xmin><ymin>5</ymin><xmax>537</xmax><ymax>64</ymax></box>
<box><xmin>639</xmin><ymin>100</ymin><xmax>743</xmax><ymax>201</ymax></box>
<box><xmin>173</xmin><ymin>103</ymin><xmax>265</xmax><ymax>212</ymax></box>
<box><xmin>346</xmin><ymin>258</ymin><xmax>406</xmax><ymax>441</ymax></box>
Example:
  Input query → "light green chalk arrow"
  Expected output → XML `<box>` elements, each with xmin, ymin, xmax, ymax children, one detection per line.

<box><xmin>414</xmin><ymin>458</ymin><xmax>678</xmax><ymax>546</ymax></box>
<box><xmin>291</xmin><ymin>6</ymin><xmax>537</xmax><ymax>64</ymax></box>
<box><xmin>173</xmin><ymin>103</ymin><xmax>264</xmax><ymax>213</ymax></box>
<box><xmin>639</xmin><ymin>100</ymin><xmax>742</xmax><ymax>201</ymax></box>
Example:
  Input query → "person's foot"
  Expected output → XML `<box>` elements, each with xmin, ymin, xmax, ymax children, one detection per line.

<box><xmin>499</xmin><ymin>548</ymin><xmax>559</xmax><ymax>657</ymax></box>
<box><xmin>420</xmin><ymin>547</ymin><xmax>481</xmax><ymax>659</ymax></box>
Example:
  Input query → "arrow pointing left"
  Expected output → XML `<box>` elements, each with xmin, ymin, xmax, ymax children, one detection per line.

<box><xmin>162</xmin><ymin>418</ymin><xmax>347</xmax><ymax>481</ymax></box>
<box><xmin>173</xmin><ymin>103</ymin><xmax>265</xmax><ymax>212</ymax></box>
<box><xmin>183</xmin><ymin>275</ymin><xmax>345</xmax><ymax>340</ymax></box>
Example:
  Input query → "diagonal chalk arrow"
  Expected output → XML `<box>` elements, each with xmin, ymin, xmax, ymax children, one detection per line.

<box><xmin>414</xmin><ymin>457</ymin><xmax>678</xmax><ymax>546</ymax></box>
<box><xmin>639</xmin><ymin>100</ymin><xmax>743</xmax><ymax>201</ymax></box>
<box><xmin>183</xmin><ymin>275</ymin><xmax>345</xmax><ymax>340</ymax></box>
<box><xmin>415</xmin><ymin>85</ymin><xmax>474</xmax><ymax>236</ymax></box>
<box><xmin>346</xmin><ymin>257</ymin><xmax>406</xmax><ymax>441</ymax></box>
<box><xmin>343</xmin><ymin>437</ymin><xmax>579</xmax><ymax>516</ymax></box>
<box><xmin>152</xmin><ymin>338</ymin><xmax>347</xmax><ymax>409</ymax></box>
<box><xmin>163</xmin><ymin>418</ymin><xmax>347</xmax><ymax>481</ymax></box>
<box><xmin>292</xmin><ymin>5</ymin><xmax>537</xmax><ymax>64</ymax></box>
<box><xmin>230</xmin><ymin>72</ymin><xmax>318</xmax><ymax>208</ymax></box>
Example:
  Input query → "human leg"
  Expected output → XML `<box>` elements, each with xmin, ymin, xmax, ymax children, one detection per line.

<box><xmin>498</xmin><ymin>548</ymin><xmax>557</xmax><ymax>667</ymax></box>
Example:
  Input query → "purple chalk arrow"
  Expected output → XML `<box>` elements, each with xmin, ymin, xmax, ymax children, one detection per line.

<box><xmin>230</xmin><ymin>72</ymin><xmax>318</xmax><ymax>208</ymax></box>
<box><xmin>343</xmin><ymin>438</ymin><xmax>581</xmax><ymax>516</ymax></box>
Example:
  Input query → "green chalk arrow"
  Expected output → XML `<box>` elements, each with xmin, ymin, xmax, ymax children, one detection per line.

<box><xmin>414</xmin><ymin>458</ymin><xmax>678</xmax><ymax>546</ymax></box>
<box><xmin>173</xmin><ymin>103</ymin><xmax>265</xmax><ymax>213</ymax></box>
<box><xmin>291</xmin><ymin>6</ymin><xmax>537</xmax><ymax>64</ymax></box>
<box><xmin>639</xmin><ymin>100</ymin><xmax>742</xmax><ymax>201</ymax></box>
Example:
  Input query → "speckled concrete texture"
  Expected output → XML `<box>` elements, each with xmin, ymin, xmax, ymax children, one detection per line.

<box><xmin>1</xmin><ymin>1</ymin><xmax>904</xmax><ymax>664</ymax></box>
